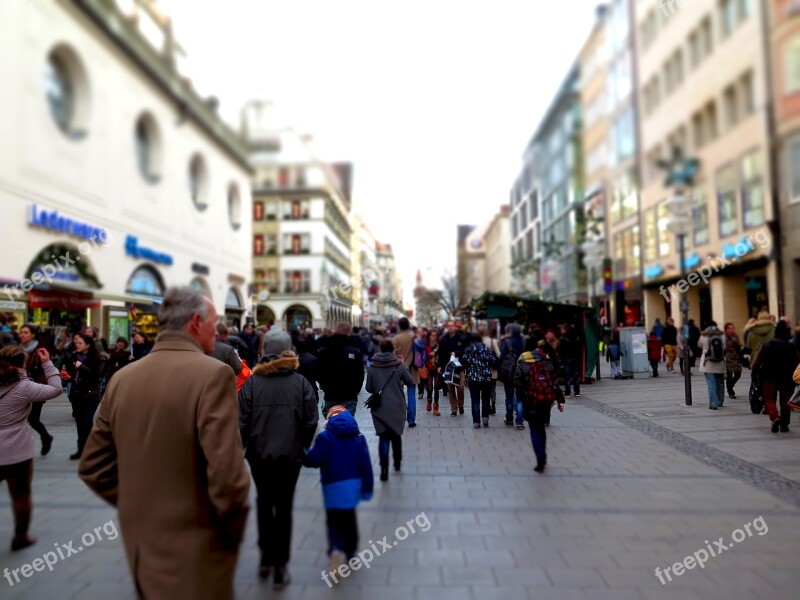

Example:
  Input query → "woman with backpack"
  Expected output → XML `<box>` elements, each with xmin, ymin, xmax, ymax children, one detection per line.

<box><xmin>698</xmin><ymin>321</ymin><xmax>726</xmax><ymax>410</ymax></box>
<box><xmin>515</xmin><ymin>339</ymin><xmax>564</xmax><ymax>473</ymax></box>
<box><xmin>366</xmin><ymin>339</ymin><xmax>413</xmax><ymax>481</ymax></box>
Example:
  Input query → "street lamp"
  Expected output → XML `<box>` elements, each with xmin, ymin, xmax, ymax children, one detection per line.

<box><xmin>581</xmin><ymin>237</ymin><xmax>604</xmax><ymax>381</ymax></box>
<box><xmin>657</xmin><ymin>146</ymin><xmax>700</xmax><ymax>407</ymax></box>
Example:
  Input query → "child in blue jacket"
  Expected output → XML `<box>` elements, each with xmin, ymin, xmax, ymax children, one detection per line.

<box><xmin>306</xmin><ymin>404</ymin><xmax>374</xmax><ymax>571</ymax></box>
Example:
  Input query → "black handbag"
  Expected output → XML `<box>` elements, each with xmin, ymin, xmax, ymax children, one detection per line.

<box><xmin>365</xmin><ymin>368</ymin><xmax>398</xmax><ymax>410</ymax></box>
<box><xmin>749</xmin><ymin>377</ymin><xmax>763</xmax><ymax>415</ymax></box>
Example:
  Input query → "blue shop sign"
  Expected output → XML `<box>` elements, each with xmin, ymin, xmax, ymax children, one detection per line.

<box><xmin>644</xmin><ymin>263</ymin><xmax>663</xmax><ymax>279</ymax></box>
<box><xmin>125</xmin><ymin>235</ymin><xmax>173</xmax><ymax>266</ymax></box>
<box><xmin>683</xmin><ymin>253</ymin><xmax>701</xmax><ymax>270</ymax></box>
<box><xmin>28</xmin><ymin>204</ymin><xmax>107</xmax><ymax>241</ymax></box>
<box><xmin>721</xmin><ymin>237</ymin><xmax>756</xmax><ymax>260</ymax></box>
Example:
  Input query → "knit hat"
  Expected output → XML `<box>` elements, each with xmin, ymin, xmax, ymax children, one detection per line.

<box><xmin>327</xmin><ymin>405</ymin><xmax>347</xmax><ymax>419</ymax></box>
<box><xmin>263</xmin><ymin>328</ymin><xmax>293</xmax><ymax>354</ymax></box>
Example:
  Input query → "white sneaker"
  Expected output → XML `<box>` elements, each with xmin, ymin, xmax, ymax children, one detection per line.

<box><xmin>328</xmin><ymin>550</ymin><xmax>346</xmax><ymax>573</ymax></box>
<box><xmin>564</xmin><ymin>394</ymin><xmax>572</xmax><ymax>399</ymax></box>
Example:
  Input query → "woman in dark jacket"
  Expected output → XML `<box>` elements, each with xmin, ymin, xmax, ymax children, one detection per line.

<box><xmin>64</xmin><ymin>334</ymin><xmax>101</xmax><ymax>460</ymax></box>
<box><xmin>461</xmin><ymin>333</ymin><xmax>498</xmax><ymax>429</ymax></box>
<box><xmin>130</xmin><ymin>332</ymin><xmax>152</xmax><ymax>361</ymax></box>
<box><xmin>366</xmin><ymin>340</ymin><xmax>413</xmax><ymax>482</ymax></box>
<box><xmin>238</xmin><ymin>350</ymin><xmax>318</xmax><ymax>588</ymax></box>
<box><xmin>752</xmin><ymin>321</ymin><xmax>799</xmax><ymax>434</ymax></box>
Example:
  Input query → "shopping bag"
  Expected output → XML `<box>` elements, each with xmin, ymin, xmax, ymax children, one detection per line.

<box><xmin>236</xmin><ymin>360</ymin><xmax>251</xmax><ymax>393</ymax></box>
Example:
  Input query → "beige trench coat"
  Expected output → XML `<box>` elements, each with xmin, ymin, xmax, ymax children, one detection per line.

<box><xmin>79</xmin><ymin>331</ymin><xmax>250</xmax><ymax>600</ymax></box>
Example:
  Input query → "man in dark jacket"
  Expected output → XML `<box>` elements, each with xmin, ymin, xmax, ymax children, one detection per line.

<box><xmin>238</xmin><ymin>350</ymin><xmax>318</xmax><ymax>587</ymax></box>
<box><xmin>212</xmin><ymin>323</ymin><xmax>242</xmax><ymax>376</ymax></box>
<box><xmin>558</xmin><ymin>324</ymin><xmax>582</xmax><ymax>398</ymax></box>
<box><xmin>316</xmin><ymin>322</ymin><xmax>365</xmax><ymax>417</ymax></box>
<box><xmin>437</xmin><ymin>321</ymin><xmax>467</xmax><ymax>416</ymax></box>
<box><xmin>752</xmin><ymin>321</ymin><xmax>799</xmax><ymax>433</ymax></box>
<box><xmin>499</xmin><ymin>323</ymin><xmax>524</xmax><ymax>428</ymax></box>
<box><xmin>661</xmin><ymin>318</ymin><xmax>678</xmax><ymax>373</ymax></box>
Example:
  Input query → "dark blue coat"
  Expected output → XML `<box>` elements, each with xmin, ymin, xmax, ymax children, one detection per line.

<box><xmin>306</xmin><ymin>411</ymin><xmax>374</xmax><ymax>509</ymax></box>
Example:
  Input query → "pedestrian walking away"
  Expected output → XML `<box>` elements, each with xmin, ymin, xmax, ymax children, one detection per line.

<box><xmin>239</xmin><ymin>348</ymin><xmax>319</xmax><ymax>588</ymax></box>
<box><xmin>424</xmin><ymin>330</ymin><xmax>441</xmax><ymax>415</ymax></box>
<box><xmin>305</xmin><ymin>404</ymin><xmax>373</xmax><ymax>574</ymax></box>
<box><xmin>724</xmin><ymin>322</ymin><xmax>743</xmax><ymax>399</ymax></box>
<box><xmin>751</xmin><ymin>321</ymin><xmax>799</xmax><ymax>433</ymax></box>
<box><xmin>558</xmin><ymin>324</ymin><xmax>582</xmax><ymax>398</ymax></box>
<box><xmin>462</xmin><ymin>333</ymin><xmax>498</xmax><ymax>428</ymax></box>
<box><xmin>606</xmin><ymin>339</ymin><xmax>622</xmax><ymax>379</ymax></box>
<box><xmin>647</xmin><ymin>332</ymin><xmax>662</xmax><ymax>377</ymax></box>
<box><xmin>498</xmin><ymin>323</ymin><xmax>524</xmax><ymax>428</ymax></box>
<box><xmin>0</xmin><ymin>346</ymin><xmax>63</xmax><ymax>551</ymax></box>
<box><xmin>661</xmin><ymin>318</ymin><xmax>678</xmax><ymax>373</ymax></box>
<box><xmin>438</xmin><ymin>321</ymin><xmax>467</xmax><ymax>416</ymax></box>
<box><xmin>365</xmin><ymin>340</ymin><xmax>413</xmax><ymax>481</ymax></box>
<box><xmin>390</xmin><ymin>317</ymin><xmax>419</xmax><ymax>427</ymax></box>
<box><xmin>79</xmin><ymin>286</ymin><xmax>251</xmax><ymax>600</ymax></box>
<box><xmin>698</xmin><ymin>321</ymin><xmax>726</xmax><ymax>410</ymax></box>
<box><xmin>316</xmin><ymin>322</ymin><xmax>365</xmax><ymax>418</ymax></box>
<box><xmin>481</xmin><ymin>327</ymin><xmax>501</xmax><ymax>415</ymax></box>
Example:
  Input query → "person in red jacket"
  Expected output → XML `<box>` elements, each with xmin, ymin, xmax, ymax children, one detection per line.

<box><xmin>647</xmin><ymin>333</ymin><xmax>663</xmax><ymax>377</ymax></box>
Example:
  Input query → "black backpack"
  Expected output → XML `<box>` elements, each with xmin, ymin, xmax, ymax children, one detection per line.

<box><xmin>498</xmin><ymin>344</ymin><xmax>519</xmax><ymax>383</ymax></box>
<box><xmin>706</xmin><ymin>334</ymin><xmax>725</xmax><ymax>362</ymax></box>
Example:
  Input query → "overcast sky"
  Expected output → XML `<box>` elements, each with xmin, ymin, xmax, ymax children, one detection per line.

<box><xmin>166</xmin><ymin>0</ymin><xmax>599</xmax><ymax>304</ymax></box>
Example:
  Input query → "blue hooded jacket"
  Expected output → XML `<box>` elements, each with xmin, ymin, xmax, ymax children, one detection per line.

<box><xmin>306</xmin><ymin>411</ymin><xmax>374</xmax><ymax>509</ymax></box>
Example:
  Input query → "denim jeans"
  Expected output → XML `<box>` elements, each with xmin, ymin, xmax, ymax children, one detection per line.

<box><xmin>563</xmin><ymin>359</ymin><xmax>580</xmax><ymax>396</ymax></box>
<box><xmin>704</xmin><ymin>372</ymin><xmax>725</xmax><ymax>408</ymax></box>
<box><xmin>529</xmin><ymin>420</ymin><xmax>547</xmax><ymax>466</ymax></box>
<box><xmin>378</xmin><ymin>431</ymin><xmax>402</xmax><ymax>467</ymax></box>
<box><xmin>406</xmin><ymin>385</ymin><xmax>417</xmax><ymax>425</ymax></box>
<box><xmin>503</xmin><ymin>381</ymin><xmax>516</xmax><ymax>422</ymax></box>
<box><xmin>468</xmin><ymin>381</ymin><xmax>492</xmax><ymax>424</ymax></box>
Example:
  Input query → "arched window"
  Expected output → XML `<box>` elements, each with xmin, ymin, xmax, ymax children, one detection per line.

<box><xmin>44</xmin><ymin>44</ymin><xmax>90</xmax><ymax>139</ymax></box>
<box><xmin>135</xmin><ymin>112</ymin><xmax>162</xmax><ymax>182</ymax></box>
<box><xmin>126</xmin><ymin>265</ymin><xmax>165</xmax><ymax>297</ymax></box>
<box><xmin>189</xmin><ymin>154</ymin><xmax>209</xmax><ymax>211</ymax></box>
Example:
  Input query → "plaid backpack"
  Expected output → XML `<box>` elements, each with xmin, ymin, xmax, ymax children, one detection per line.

<box><xmin>527</xmin><ymin>359</ymin><xmax>556</xmax><ymax>406</ymax></box>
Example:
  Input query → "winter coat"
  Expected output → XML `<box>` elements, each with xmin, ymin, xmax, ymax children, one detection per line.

<box><xmin>462</xmin><ymin>340</ymin><xmax>497</xmax><ymax>384</ymax></box>
<box><xmin>557</xmin><ymin>333</ymin><xmax>581</xmax><ymax>363</ymax></box>
<box><xmin>753</xmin><ymin>339</ymin><xmax>799</xmax><ymax>386</ymax></box>
<box><xmin>239</xmin><ymin>351</ymin><xmax>319</xmax><ymax>463</ymax></box>
<box><xmin>131</xmin><ymin>340</ymin><xmax>152</xmax><ymax>361</ymax></box>
<box><xmin>744</xmin><ymin>319</ymin><xmax>775</xmax><ymax>357</ymax></box>
<box><xmin>0</xmin><ymin>361</ymin><xmax>62</xmax><ymax>465</ymax></box>
<box><xmin>316</xmin><ymin>334</ymin><xmax>365</xmax><ymax>403</ymax></box>
<box><xmin>724</xmin><ymin>333</ymin><xmax>743</xmax><ymax>373</ymax></box>
<box><xmin>606</xmin><ymin>343</ymin><xmax>621</xmax><ymax>362</ymax></box>
<box><xmin>514</xmin><ymin>350</ymin><xmax>556</xmax><ymax>421</ymax></box>
<box><xmin>482</xmin><ymin>336</ymin><xmax>501</xmax><ymax>379</ymax></box>
<box><xmin>65</xmin><ymin>351</ymin><xmax>101</xmax><ymax>404</ymax></box>
<box><xmin>212</xmin><ymin>340</ymin><xmax>242</xmax><ymax>376</ymax></box>
<box><xmin>297</xmin><ymin>351</ymin><xmax>320</xmax><ymax>399</ymax></box>
<box><xmin>661</xmin><ymin>325</ymin><xmax>678</xmax><ymax>346</ymax></box>
<box><xmin>392</xmin><ymin>330</ymin><xmax>418</xmax><ymax>385</ymax></box>
<box><xmin>499</xmin><ymin>335</ymin><xmax>524</xmax><ymax>363</ymax></box>
<box><xmin>78</xmin><ymin>331</ymin><xmax>250</xmax><ymax>600</ymax></box>
<box><xmin>646</xmin><ymin>335</ymin><xmax>662</xmax><ymax>361</ymax></box>
<box><xmin>305</xmin><ymin>411</ymin><xmax>373</xmax><ymax>509</ymax></box>
<box><xmin>438</xmin><ymin>331</ymin><xmax>467</xmax><ymax>366</ymax></box>
<box><xmin>698</xmin><ymin>327</ymin><xmax>727</xmax><ymax>374</ymax></box>
<box><xmin>366</xmin><ymin>352</ymin><xmax>412</xmax><ymax>436</ymax></box>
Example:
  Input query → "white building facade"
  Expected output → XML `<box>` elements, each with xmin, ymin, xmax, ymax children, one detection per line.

<box><xmin>0</xmin><ymin>0</ymin><xmax>252</xmax><ymax>341</ymax></box>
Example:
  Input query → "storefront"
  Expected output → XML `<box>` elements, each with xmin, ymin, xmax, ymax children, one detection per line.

<box><xmin>124</xmin><ymin>264</ymin><xmax>166</xmax><ymax>339</ymax></box>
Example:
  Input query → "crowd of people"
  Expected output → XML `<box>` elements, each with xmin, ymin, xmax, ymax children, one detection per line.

<box><xmin>6</xmin><ymin>289</ymin><xmax>799</xmax><ymax>596</ymax></box>
<box><xmin>638</xmin><ymin>313</ymin><xmax>800</xmax><ymax>430</ymax></box>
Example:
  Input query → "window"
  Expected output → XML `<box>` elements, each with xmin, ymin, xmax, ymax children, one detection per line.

<box><xmin>265</xmin><ymin>201</ymin><xmax>277</xmax><ymax>220</ymax></box>
<box><xmin>44</xmin><ymin>45</ymin><xmax>89</xmax><ymax>138</ymax></box>
<box><xmin>716</xmin><ymin>164</ymin><xmax>739</xmax><ymax>237</ymax></box>
<box><xmin>283</xmin><ymin>233</ymin><xmax>311</xmax><ymax>254</ymax></box>
<box><xmin>613</xmin><ymin>107</ymin><xmax>636</xmax><ymax>162</ymax></box>
<box><xmin>789</xmin><ymin>136</ymin><xmax>800</xmax><ymax>202</ymax></box>
<box><xmin>674</xmin><ymin>50</ymin><xmax>684</xmax><ymax>88</ymax></box>
<box><xmin>721</xmin><ymin>0</ymin><xmax>737</xmax><ymax>36</ymax></box>
<box><xmin>278</xmin><ymin>167</ymin><xmax>290</xmax><ymax>187</ymax></box>
<box><xmin>253</xmin><ymin>234</ymin><xmax>264</xmax><ymax>256</ymax></box>
<box><xmin>706</xmin><ymin>102</ymin><xmax>718</xmax><ymax>141</ymax></box>
<box><xmin>643</xmin><ymin>208</ymin><xmax>657</xmax><ymax>261</ymax></box>
<box><xmin>529</xmin><ymin>190</ymin><xmax>538</xmax><ymax>220</ymax></box>
<box><xmin>295</xmin><ymin>166</ymin><xmax>306</xmax><ymax>187</ymax></box>
<box><xmin>520</xmin><ymin>205</ymin><xmax>529</xmax><ymax>230</ymax></box>
<box><xmin>228</xmin><ymin>183</ymin><xmax>241</xmax><ymax>231</ymax></box>
<box><xmin>689</xmin><ymin>31</ymin><xmax>701</xmax><ymax>68</ymax></box>
<box><xmin>657</xmin><ymin>201</ymin><xmax>671</xmax><ymax>256</ymax></box>
<box><xmin>693</xmin><ymin>183</ymin><xmax>709</xmax><ymax>246</ymax></box>
<box><xmin>692</xmin><ymin>111</ymin><xmax>705</xmax><ymax>148</ymax></box>
<box><xmin>525</xmin><ymin>230</ymin><xmax>533</xmax><ymax>259</ymax></box>
<box><xmin>512</xmin><ymin>212</ymin><xmax>519</xmax><ymax>238</ymax></box>
<box><xmin>284</xmin><ymin>270</ymin><xmax>311</xmax><ymax>294</ymax></box>
<box><xmin>266</xmin><ymin>234</ymin><xmax>277</xmax><ymax>255</ymax></box>
<box><xmin>738</xmin><ymin>0</ymin><xmax>752</xmax><ymax>20</ymax></box>
<box><xmin>188</xmin><ymin>154</ymin><xmax>209</xmax><ymax>211</ymax></box>
<box><xmin>740</xmin><ymin>150</ymin><xmax>764</xmax><ymax>229</ymax></box>
<box><xmin>134</xmin><ymin>113</ymin><xmax>161</xmax><ymax>182</ymax></box>
<box><xmin>723</xmin><ymin>84</ymin><xmax>739</xmax><ymax>127</ymax></box>
<box><xmin>785</xmin><ymin>37</ymin><xmax>800</xmax><ymax>94</ymax></box>
<box><xmin>283</xmin><ymin>199</ymin><xmax>310</xmax><ymax>220</ymax></box>
<box><xmin>614</xmin><ymin>226</ymin><xmax>641</xmax><ymax>279</ymax></box>
<box><xmin>740</xmin><ymin>71</ymin><xmax>755</xmax><ymax>114</ymax></box>
<box><xmin>700</xmin><ymin>17</ymin><xmax>713</xmax><ymax>58</ymax></box>
<box><xmin>253</xmin><ymin>201</ymin><xmax>264</xmax><ymax>221</ymax></box>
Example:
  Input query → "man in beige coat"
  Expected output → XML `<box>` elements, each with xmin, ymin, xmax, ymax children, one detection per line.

<box><xmin>79</xmin><ymin>287</ymin><xmax>250</xmax><ymax>600</ymax></box>
<box><xmin>391</xmin><ymin>317</ymin><xmax>419</xmax><ymax>427</ymax></box>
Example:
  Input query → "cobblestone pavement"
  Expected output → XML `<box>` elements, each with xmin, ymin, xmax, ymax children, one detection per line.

<box><xmin>2</xmin><ymin>367</ymin><xmax>800</xmax><ymax>599</ymax></box>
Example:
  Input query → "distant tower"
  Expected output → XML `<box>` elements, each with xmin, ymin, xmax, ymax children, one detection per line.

<box><xmin>413</xmin><ymin>268</ymin><xmax>426</xmax><ymax>298</ymax></box>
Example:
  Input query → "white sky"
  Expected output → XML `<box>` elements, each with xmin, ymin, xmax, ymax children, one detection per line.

<box><xmin>166</xmin><ymin>0</ymin><xmax>599</xmax><ymax>304</ymax></box>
